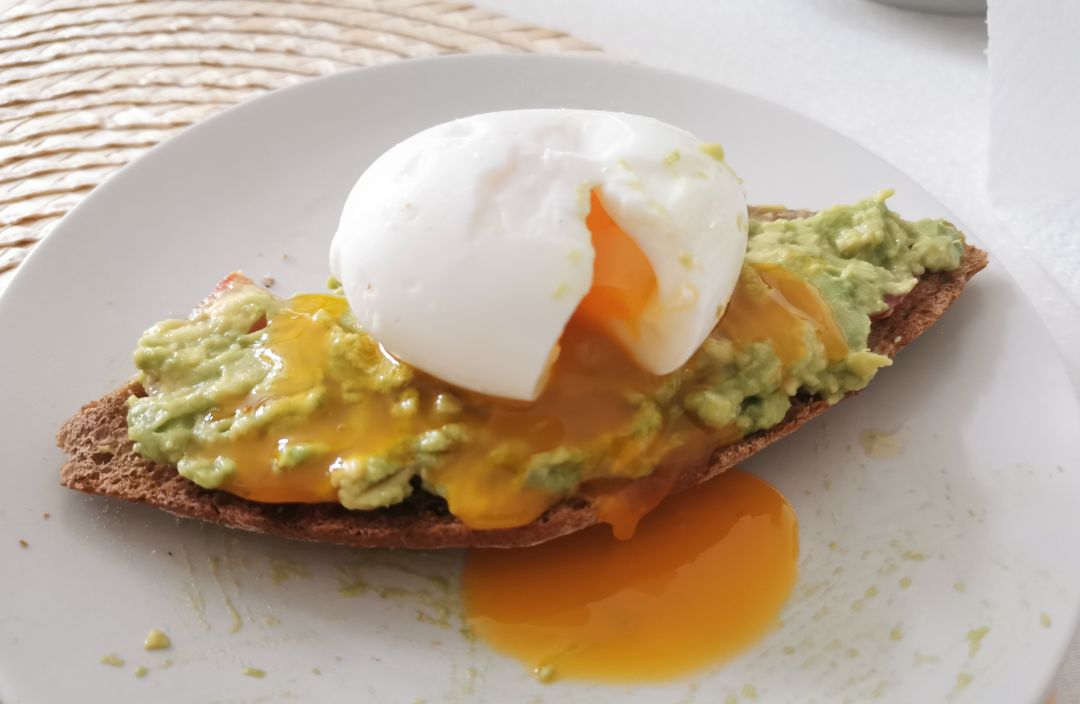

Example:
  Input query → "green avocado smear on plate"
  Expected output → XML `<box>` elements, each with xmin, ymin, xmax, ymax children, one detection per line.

<box><xmin>126</xmin><ymin>192</ymin><xmax>964</xmax><ymax>527</ymax></box>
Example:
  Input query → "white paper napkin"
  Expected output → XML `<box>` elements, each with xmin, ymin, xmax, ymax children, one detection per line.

<box><xmin>988</xmin><ymin>0</ymin><xmax>1080</xmax><ymax>383</ymax></box>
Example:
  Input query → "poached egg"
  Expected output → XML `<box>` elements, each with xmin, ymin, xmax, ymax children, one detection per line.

<box><xmin>330</xmin><ymin>109</ymin><xmax>748</xmax><ymax>400</ymax></box>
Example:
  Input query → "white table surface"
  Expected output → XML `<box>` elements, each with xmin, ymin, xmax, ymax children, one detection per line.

<box><xmin>472</xmin><ymin>0</ymin><xmax>1078</xmax><ymax>700</ymax></box>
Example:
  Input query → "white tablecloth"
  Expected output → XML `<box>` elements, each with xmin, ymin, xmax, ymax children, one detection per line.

<box><xmin>474</xmin><ymin>0</ymin><xmax>1080</xmax><ymax>700</ymax></box>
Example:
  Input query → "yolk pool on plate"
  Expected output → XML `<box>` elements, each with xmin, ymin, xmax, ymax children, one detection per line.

<box><xmin>462</xmin><ymin>469</ymin><xmax>799</xmax><ymax>683</ymax></box>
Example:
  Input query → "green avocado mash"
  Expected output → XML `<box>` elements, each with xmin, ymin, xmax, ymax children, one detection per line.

<box><xmin>746</xmin><ymin>191</ymin><xmax>963</xmax><ymax>348</ymax></box>
<box><xmin>128</xmin><ymin>285</ymin><xmax>271</xmax><ymax>466</ymax></box>
<box><xmin>127</xmin><ymin>192</ymin><xmax>964</xmax><ymax>526</ymax></box>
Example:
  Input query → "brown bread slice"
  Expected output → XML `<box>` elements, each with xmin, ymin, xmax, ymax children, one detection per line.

<box><xmin>56</xmin><ymin>209</ymin><xmax>989</xmax><ymax>548</ymax></box>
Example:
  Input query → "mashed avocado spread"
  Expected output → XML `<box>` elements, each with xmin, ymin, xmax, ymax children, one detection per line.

<box><xmin>127</xmin><ymin>192</ymin><xmax>964</xmax><ymax>529</ymax></box>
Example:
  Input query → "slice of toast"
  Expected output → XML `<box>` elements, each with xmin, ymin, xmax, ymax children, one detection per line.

<box><xmin>57</xmin><ymin>209</ymin><xmax>989</xmax><ymax>548</ymax></box>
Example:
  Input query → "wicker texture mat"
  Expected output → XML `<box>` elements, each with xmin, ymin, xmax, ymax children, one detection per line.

<box><xmin>0</xmin><ymin>0</ymin><xmax>595</xmax><ymax>278</ymax></box>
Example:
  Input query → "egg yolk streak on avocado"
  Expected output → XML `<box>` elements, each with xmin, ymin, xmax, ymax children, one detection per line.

<box><xmin>462</xmin><ymin>468</ymin><xmax>799</xmax><ymax>683</ymax></box>
<box><xmin>129</xmin><ymin>195</ymin><xmax>965</xmax><ymax>536</ymax></box>
<box><xmin>203</xmin><ymin>294</ymin><xmax>347</xmax><ymax>504</ymax></box>
<box><xmin>181</xmin><ymin>261</ymin><xmax>845</xmax><ymax>530</ymax></box>
<box><xmin>165</xmin><ymin>199</ymin><xmax>852</xmax><ymax>531</ymax></box>
<box><xmin>181</xmin><ymin>258</ymin><xmax>838</xmax><ymax>533</ymax></box>
<box><xmin>753</xmin><ymin>265</ymin><xmax>849</xmax><ymax>363</ymax></box>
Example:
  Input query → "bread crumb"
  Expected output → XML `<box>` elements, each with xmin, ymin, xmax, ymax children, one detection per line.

<box><xmin>43</xmin><ymin>512</ymin><xmax>50</xmax><ymax>519</ymax></box>
<box><xmin>280</xmin><ymin>253</ymin><xmax>289</xmax><ymax>261</ymax></box>
<box><xmin>18</xmin><ymin>539</ymin><xmax>28</xmax><ymax>548</ymax></box>
<box><xmin>263</xmin><ymin>276</ymin><xmax>276</xmax><ymax>288</ymax></box>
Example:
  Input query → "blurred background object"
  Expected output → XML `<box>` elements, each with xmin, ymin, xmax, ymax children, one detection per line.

<box><xmin>988</xmin><ymin>0</ymin><xmax>1080</xmax><ymax>335</ymax></box>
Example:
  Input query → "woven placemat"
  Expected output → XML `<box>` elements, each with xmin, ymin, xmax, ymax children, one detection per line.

<box><xmin>0</xmin><ymin>0</ymin><xmax>595</xmax><ymax>280</ymax></box>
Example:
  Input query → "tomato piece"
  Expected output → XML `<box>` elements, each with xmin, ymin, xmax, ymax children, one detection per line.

<box><xmin>871</xmin><ymin>293</ymin><xmax>904</xmax><ymax>321</ymax></box>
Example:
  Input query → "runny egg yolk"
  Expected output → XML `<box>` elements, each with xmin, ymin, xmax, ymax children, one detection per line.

<box><xmin>574</xmin><ymin>189</ymin><xmax>659</xmax><ymax>335</ymax></box>
<box><xmin>462</xmin><ymin>469</ymin><xmax>799</xmax><ymax>683</ymax></box>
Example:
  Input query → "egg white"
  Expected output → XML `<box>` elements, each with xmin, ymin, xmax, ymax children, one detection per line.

<box><xmin>330</xmin><ymin>109</ymin><xmax>748</xmax><ymax>400</ymax></box>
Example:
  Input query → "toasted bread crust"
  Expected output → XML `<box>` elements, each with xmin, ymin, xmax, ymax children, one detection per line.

<box><xmin>57</xmin><ymin>209</ymin><xmax>988</xmax><ymax>548</ymax></box>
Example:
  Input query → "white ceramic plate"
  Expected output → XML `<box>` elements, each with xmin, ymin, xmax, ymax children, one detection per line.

<box><xmin>1</xmin><ymin>54</ymin><xmax>1077</xmax><ymax>704</ymax></box>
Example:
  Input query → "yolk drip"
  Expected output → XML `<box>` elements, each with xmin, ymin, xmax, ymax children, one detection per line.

<box><xmin>574</xmin><ymin>190</ymin><xmax>658</xmax><ymax>335</ymax></box>
<box><xmin>425</xmin><ymin>321</ymin><xmax>667</xmax><ymax>529</ymax></box>
<box><xmin>202</xmin><ymin>294</ymin><xmax>370</xmax><ymax>503</ymax></box>
<box><xmin>586</xmin><ymin>424</ymin><xmax>743</xmax><ymax>540</ymax></box>
<box><xmin>755</xmin><ymin>265</ymin><xmax>848</xmax><ymax>361</ymax></box>
<box><xmin>462</xmin><ymin>469</ymin><xmax>798</xmax><ymax>683</ymax></box>
<box><xmin>718</xmin><ymin>265</ymin><xmax>845</xmax><ymax>366</ymax></box>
